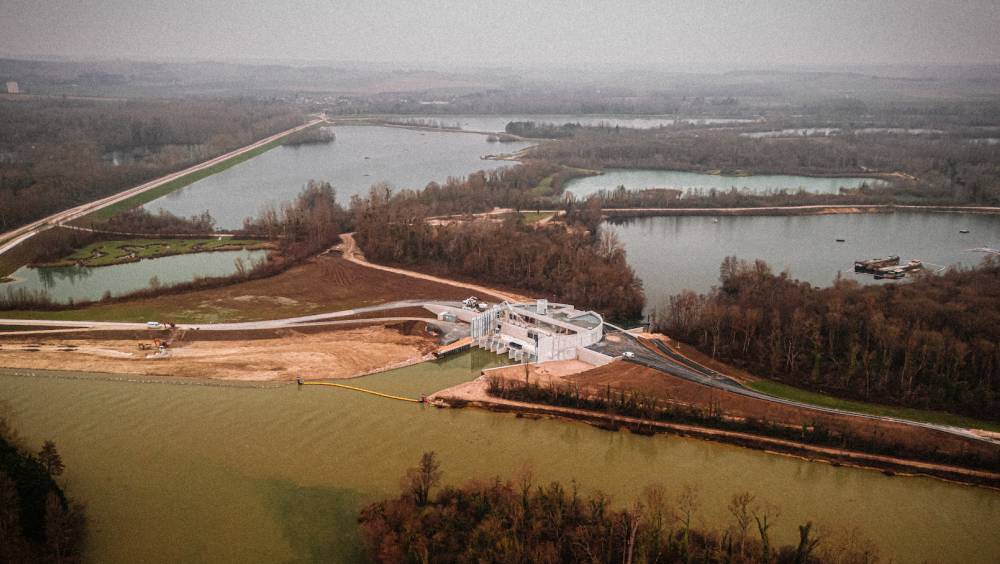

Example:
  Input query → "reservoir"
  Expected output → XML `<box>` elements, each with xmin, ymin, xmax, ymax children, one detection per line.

<box><xmin>565</xmin><ymin>168</ymin><xmax>882</xmax><ymax>198</ymax></box>
<box><xmin>608</xmin><ymin>211</ymin><xmax>1000</xmax><ymax>312</ymax></box>
<box><xmin>143</xmin><ymin>125</ymin><xmax>532</xmax><ymax>229</ymax></box>
<box><xmin>393</xmin><ymin>114</ymin><xmax>755</xmax><ymax>132</ymax></box>
<box><xmin>0</xmin><ymin>249</ymin><xmax>266</xmax><ymax>304</ymax></box>
<box><xmin>1</xmin><ymin>353</ymin><xmax>998</xmax><ymax>563</ymax></box>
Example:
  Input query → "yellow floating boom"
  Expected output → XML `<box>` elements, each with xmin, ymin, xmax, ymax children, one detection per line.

<box><xmin>300</xmin><ymin>380</ymin><xmax>422</xmax><ymax>403</ymax></box>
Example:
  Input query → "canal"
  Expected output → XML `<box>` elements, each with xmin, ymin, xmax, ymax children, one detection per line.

<box><xmin>1</xmin><ymin>351</ymin><xmax>998</xmax><ymax>563</ymax></box>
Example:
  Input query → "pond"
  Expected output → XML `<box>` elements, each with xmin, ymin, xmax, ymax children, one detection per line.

<box><xmin>1</xmin><ymin>353</ymin><xmax>998</xmax><ymax>563</ymax></box>
<box><xmin>143</xmin><ymin>125</ymin><xmax>532</xmax><ymax>229</ymax></box>
<box><xmin>564</xmin><ymin>168</ymin><xmax>882</xmax><ymax>198</ymax></box>
<box><xmin>0</xmin><ymin>249</ymin><xmax>267</xmax><ymax>304</ymax></box>
<box><xmin>607</xmin><ymin>211</ymin><xmax>1000</xmax><ymax>313</ymax></box>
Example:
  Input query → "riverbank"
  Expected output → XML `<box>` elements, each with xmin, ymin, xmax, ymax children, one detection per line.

<box><xmin>429</xmin><ymin>376</ymin><xmax>1000</xmax><ymax>488</ymax></box>
<box><xmin>602</xmin><ymin>203</ymin><xmax>1000</xmax><ymax>218</ymax></box>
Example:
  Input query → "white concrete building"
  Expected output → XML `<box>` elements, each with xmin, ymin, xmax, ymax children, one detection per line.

<box><xmin>5</xmin><ymin>82</ymin><xmax>19</xmax><ymax>94</ymax></box>
<box><xmin>471</xmin><ymin>300</ymin><xmax>604</xmax><ymax>362</ymax></box>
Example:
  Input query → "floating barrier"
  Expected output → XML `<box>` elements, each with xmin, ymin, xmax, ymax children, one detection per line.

<box><xmin>298</xmin><ymin>379</ymin><xmax>422</xmax><ymax>403</ymax></box>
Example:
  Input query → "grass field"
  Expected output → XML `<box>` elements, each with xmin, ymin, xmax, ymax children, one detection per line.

<box><xmin>37</xmin><ymin>238</ymin><xmax>272</xmax><ymax>268</ymax></box>
<box><xmin>750</xmin><ymin>379</ymin><xmax>1000</xmax><ymax>432</ymax></box>
<box><xmin>519</xmin><ymin>211</ymin><xmax>554</xmax><ymax>224</ymax></box>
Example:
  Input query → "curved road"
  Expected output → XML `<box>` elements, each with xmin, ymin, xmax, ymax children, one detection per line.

<box><xmin>607</xmin><ymin>328</ymin><xmax>996</xmax><ymax>444</ymax></box>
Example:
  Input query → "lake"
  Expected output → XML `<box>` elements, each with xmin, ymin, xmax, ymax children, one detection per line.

<box><xmin>608</xmin><ymin>211</ymin><xmax>1000</xmax><ymax>313</ymax></box>
<box><xmin>1</xmin><ymin>353</ymin><xmax>998</xmax><ymax>563</ymax></box>
<box><xmin>388</xmin><ymin>114</ymin><xmax>756</xmax><ymax>132</ymax></box>
<box><xmin>564</xmin><ymin>168</ymin><xmax>882</xmax><ymax>198</ymax></box>
<box><xmin>0</xmin><ymin>249</ymin><xmax>267</xmax><ymax>304</ymax></box>
<box><xmin>143</xmin><ymin>125</ymin><xmax>532</xmax><ymax>229</ymax></box>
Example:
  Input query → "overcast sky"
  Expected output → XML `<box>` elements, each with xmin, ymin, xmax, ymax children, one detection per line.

<box><xmin>2</xmin><ymin>0</ymin><xmax>998</xmax><ymax>68</ymax></box>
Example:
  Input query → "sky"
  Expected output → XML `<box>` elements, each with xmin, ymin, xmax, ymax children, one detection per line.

<box><xmin>2</xmin><ymin>0</ymin><xmax>999</xmax><ymax>68</ymax></box>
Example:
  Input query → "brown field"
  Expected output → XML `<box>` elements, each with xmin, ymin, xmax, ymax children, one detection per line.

<box><xmin>0</xmin><ymin>321</ymin><xmax>438</xmax><ymax>381</ymax></box>
<box><xmin>559</xmin><ymin>361</ymin><xmax>1000</xmax><ymax>463</ymax></box>
<box><xmin>4</xmin><ymin>255</ymin><xmax>480</xmax><ymax>323</ymax></box>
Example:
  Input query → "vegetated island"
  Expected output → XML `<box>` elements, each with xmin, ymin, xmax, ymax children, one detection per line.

<box><xmin>32</xmin><ymin>238</ymin><xmax>273</xmax><ymax>268</ymax></box>
<box><xmin>0</xmin><ymin>411</ymin><xmax>88</xmax><ymax>563</ymax></box>
<box><xmin>359</xmin><ymin>451</ymin><xmax>880</xmax><ymax>563</ymax></box>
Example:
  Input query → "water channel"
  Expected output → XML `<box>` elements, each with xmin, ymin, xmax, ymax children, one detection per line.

<box><xmin>1</xmin><ymin>249</ymin><xmax>267</xmax><ymax>304</ymax></box>
<box><xmin>1</xmin><ymin>352</ymin><xmax>998</xmax><ymax>563</ymax></box>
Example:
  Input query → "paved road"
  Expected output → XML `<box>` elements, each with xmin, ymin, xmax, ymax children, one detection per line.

<box><xmin>608</xmin><ymin>329</ymin><xmax>994</xmax><ymax>443</ymax></box>
<box><xmin>0</xmin><ymin>118</ymin><xmax>324</xmax><ymax>258</ymax></box>
<box><xmin>0</xmin><ymin>299</ymin><xmax>460</xmax><ymax>333</ymax></box>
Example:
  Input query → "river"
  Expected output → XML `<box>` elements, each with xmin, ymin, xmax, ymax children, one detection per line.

<box><xmin>607</xmin><ymin>211</ymin><xmax>1000</xmax><ymax>313</ymax></box>
<box><xmin>1</xmin><ymin>353</ymin><xmax>998</xmax><ymax>563</ymax></box>
<box><xmin>143</xmin><ymin>125</ymin><xmax>532</xmax><ymax>229</ymax></box>
<box><xmin>0</xmin><ymin>249</ymin><xmax>267</xmax><ymax>304</ymax></box>
<box><xmin>565</xmin><ymin>168</ymin><xmax>882</xmax><ymax>198</ymax></box>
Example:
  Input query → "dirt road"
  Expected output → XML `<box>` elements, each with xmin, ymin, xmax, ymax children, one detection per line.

<box><xmin>336</xmin><ymin>233</ymin><xmax>531</xmax><ymax>302</ymax></box>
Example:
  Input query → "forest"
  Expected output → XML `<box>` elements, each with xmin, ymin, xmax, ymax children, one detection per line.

<box><xmin>0</xmin><ymin>97</ymin><xmax>303</xmax><ymax>232</ymax></box>
<box><xmin>654</xmin><ymin>257</ymin><xmax>1000</xmax><ymax>421</ymax></box>
<box><xmin>529</xmin><ymin>128</ymin><xmax>1000</xmax><ymax>204</ymax></box>
<box><xmin>354</xmin><ymin>197</ymin><xmax>644</xmax><ymax>320</ymax></box>
<box><xmin>358</xmin><ymin>452</ymin><xmax>879</xmax><ymax>564</ymax></box>
<box><xmin>0</xmin><ymin>412</ymin><xmax>87</xmax><ymax>563</ymax></box>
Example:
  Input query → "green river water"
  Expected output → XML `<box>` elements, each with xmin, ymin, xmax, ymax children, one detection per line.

<box><xmin>1</xmin><ymin>351</ymin><xmax>998</xmax><ymax>563</ymax></box>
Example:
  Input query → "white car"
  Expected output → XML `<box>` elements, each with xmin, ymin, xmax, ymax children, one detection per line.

<box><xmin>146</xmin><ymin>321</ymin><xmax>162</xmax><ymax>329</ymax></box>
<box><xmin>623</xmin><ymin>351</ymin><xmax>635</xmax><ymax>359</ymax></box>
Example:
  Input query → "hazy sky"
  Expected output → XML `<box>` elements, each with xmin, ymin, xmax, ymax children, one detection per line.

<box><xmin>2</xmin><ymin>0</ymin><xmax>998</xmax><ymax>68</ymax></box>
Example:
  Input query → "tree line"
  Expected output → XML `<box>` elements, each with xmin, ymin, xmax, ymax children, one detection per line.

<box><xmin>0</xmin><ymin>412</ymin><xmax>87</xmax><ymax>563</ymax></box>
<box><xmin>654</xmin><ymin>257</ymin><xmax>1000</xmax><ymax>421</ymax></box>
<box><xmin>359</xmin><ymin>451</ymin><xmax>879</xmax><ymax>564</ymax></box>
<box><xmin>529</xmin><ymin>128</ymin><xmax>1000</xmax><ymax>205</ymax></box>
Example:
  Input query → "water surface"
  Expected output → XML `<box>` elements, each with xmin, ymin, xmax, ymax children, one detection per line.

<box><xmin>608</xmin><ymin>212</ymin><xmax>1000</xmax><ymax>312</ymax></box>
<box><xmin>565</xmin><ymin>168</ymin><xmax>881</xmax><ymax>198</ymax></box>
<box><xmin>144</xmin><ymin>126</ymin><xmax>531</xmax><ymax>229</ymax></box>
<box><xmin>391</xmin><ymin>114</ymin><xmax>755</xmax><ymax>132</ymax></box>
<box><xmin>0</xmin><ymin>356</ymin><xmax>998</xmax><ymax>563</ymax></box>
<box><xmin>1</xmin><ymin>249</ymin><xmax>266</xmax><ymax>303</ymax></box>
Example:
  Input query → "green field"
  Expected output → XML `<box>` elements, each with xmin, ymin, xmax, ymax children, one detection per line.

<box><xmin>518</xmin><ymin>211</ymin><xmax>554</xmax><ymax>224</ymax></box>
<box><xmin>37</xmin><ymin>238</ymin><xmax>272</xmax><ymax>268</ymax></box>
<box><xmin>750</xmin><ymin>379</ymin><xmax>1000</xmax><ymax>433</ymax></box>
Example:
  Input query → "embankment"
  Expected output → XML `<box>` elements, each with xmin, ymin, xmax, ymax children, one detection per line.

<box><xmin>430</xmin><ymin>377</ymin><xmax>1000</xmax><ymax>488</ymax></box>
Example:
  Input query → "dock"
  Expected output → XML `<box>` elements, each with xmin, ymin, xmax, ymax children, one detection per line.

<box><xmin>433</xmin><ymin>336</ymin><xmax>473</xmax><ymax>358</ymax></box>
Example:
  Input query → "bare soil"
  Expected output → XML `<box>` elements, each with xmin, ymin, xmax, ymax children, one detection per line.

<box><xmin>0</xmin><ymin>322</ymin><xmax>438</xmax><ymax>381</ymax></box>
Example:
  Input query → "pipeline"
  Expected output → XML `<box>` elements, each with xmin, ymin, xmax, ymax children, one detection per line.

<box><xmin>297</xmin><ymin>379</ymin><xmax>422</xmax><ymax>403</ymax></box>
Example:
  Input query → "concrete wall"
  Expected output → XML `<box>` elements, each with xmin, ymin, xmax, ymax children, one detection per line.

<box><xmin>576</xmin><ymin>347</ymin><xmax>614</xmax><ymax>366</ymax></box>
<box><xmin>425</xmin><ymin>304</ymin><xmax>479</xmax><ymax>323</ymax></box>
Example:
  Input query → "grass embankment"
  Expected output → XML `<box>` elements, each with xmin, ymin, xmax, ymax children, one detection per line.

<box><xmin>750</xmin><ymin>379</ymin><xmax>1000</xmax><ymax>433</ymax></box>
<box><xmin>37</xmin><ymin>239</ymin><xmax>272</xmax><ymax>268</ymax></box>
<box><xmin>80</xmin><ymin>123</ymin><xmax>322</xmax><ymax>223</ymax></box>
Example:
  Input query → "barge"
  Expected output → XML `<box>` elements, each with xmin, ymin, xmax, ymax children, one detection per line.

<box><xmin>854</xmin><ymin>255</ymin><xmax>900</xmax><ymax>273</ymax></box>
